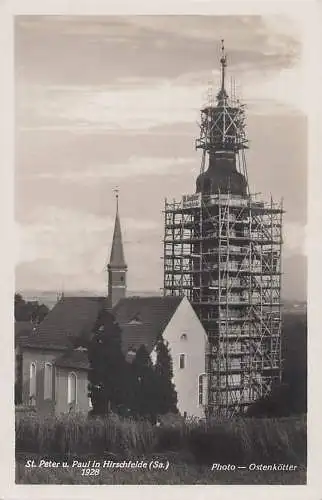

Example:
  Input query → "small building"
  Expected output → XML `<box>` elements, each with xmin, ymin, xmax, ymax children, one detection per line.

<box><xmin>15</xmin><ymin>196</ymin><xmax>208</xmax><ymax>418</ymax></box>
<box><xmin>113</xmin><ymin>295</ymin><xmax>208</xmax><ymax>418</ymax></box>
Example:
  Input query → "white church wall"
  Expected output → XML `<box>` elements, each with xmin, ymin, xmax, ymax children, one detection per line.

<box><xmin>151</xmin><ymin>296</ymin><xmax>208</xmax><ymax>418</ymax></box>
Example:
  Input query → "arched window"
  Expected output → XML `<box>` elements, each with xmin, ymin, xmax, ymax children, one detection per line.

<box><xmin>44</xmin><ymin>363</ymin><xmax>53</xmax><ymax>400</ymax></box>
<box><xmin>68</xmin><ymin>372</ymin><xmax>77</xmax><ymax>405</ymax></box>
<box><xmin>179</xmin><ymin>354</ymin><xmax>185</xmax><ymax>369</ymax></box>
<box><xmin>198</xmin><ymin>374</ymin><xmax>206</xmax><ymax>406</ymax></box>
<box><xmin>29</xmin><ymin>362</ymin><xmax>36</xmax><ymax>405</ymax></box>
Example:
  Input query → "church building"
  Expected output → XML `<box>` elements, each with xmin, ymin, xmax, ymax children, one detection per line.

<box><xmin>15</xmin><ymin>195</ymin><xmax>208</xmax><ymax>418</ymax></box>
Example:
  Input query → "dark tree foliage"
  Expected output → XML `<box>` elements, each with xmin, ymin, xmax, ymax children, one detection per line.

<box><xmin>154</xmin><ymin>338</ymin><xmax>178</xmax><ymax>415</ymax></box>
<box><xmin>246</xmin><ymin>311</ymin><xmax>307</xmax><ymax>418</ymax></box>
<box><xmin>282</xmin><ymin>312</ymin><xmax>307</xmax><ymax>414</ymax></box>
<box><xmin>246</xmin><ymin>383</ymin><xmax>292</xmax><ymax>418</ymax></box>
<box><xmin>15</xmin><ymin>382</ymin><xmax>22</xmax><ymax>405</ymax></box>
<box><xmin>14</xmin><ymin>293</ymin><xmax>49</xmax><ymax>323</ymax></box>
<box><xmin>130</xmin><ymin>344</ymin><xmax>159</xmax><ymax>421</ymax></box>
<box><xmin>88</xmin><ymin>310</ymin><xmax>130</xmax><ymax>416</ymax></box>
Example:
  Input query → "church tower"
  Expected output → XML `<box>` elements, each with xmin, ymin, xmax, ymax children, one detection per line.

<box><xmin>107</xmin><ymin>191</ymin><xmax>127</xmax><ymax>308</ymax></box>
<box><xmin>163</xmin><ymin>41</ymin><xmax>283</xmax><ymax>417</ymax></box>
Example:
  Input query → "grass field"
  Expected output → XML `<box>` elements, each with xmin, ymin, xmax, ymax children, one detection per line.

<box><xmin>15</xmin><ymin>411</ymin><xmax>306</xmax><ymax>484</ymax></box>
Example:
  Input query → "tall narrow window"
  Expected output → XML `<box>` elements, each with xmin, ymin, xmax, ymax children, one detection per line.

<box><xmin>198</xmin><ymin>374</ymin><xmax>206</xmax><ymax>406</ymax></box>
<box><xmin>68</xmin><ymin>372</ymin><xmax>77</xmax><ymax>405</ymax></box>
<box><xmin>179</xmin><ymin>354</ymin><xmax>185</xmax><ymax>369</ymax></box>
<box><xmin>44</xmin><ymin>363</ymin><xmax>53</xmax><ymax>400</ymax></box>
<box><xmin>29</xmin><ymin>362</ymin><xmax>36</xmax><ymax>405</ymax></box>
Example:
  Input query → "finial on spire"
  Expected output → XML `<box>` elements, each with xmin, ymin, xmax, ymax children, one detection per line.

<box><xmin>217</xmin><ymin>39</ymin><xmax>228</xmax><ymax>105</ymax></box>
<box><xmin>220</xmin><ymin>39</ymin><xmax>227</xmax><ymax>92</ymax></box>
<box><xmin>113</xmin><ymin>187</ymin><xmax>119</xmax><ymax>212</ymax></box>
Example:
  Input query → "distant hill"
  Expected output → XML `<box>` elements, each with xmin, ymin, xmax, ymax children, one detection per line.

<box><xmin>17</xmin><ymin>290</ymin><xmax>161</xmax><ymax>310</ymax></box>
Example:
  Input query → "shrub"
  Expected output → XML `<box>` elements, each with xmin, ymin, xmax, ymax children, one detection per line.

<box><xmin>15</xmin><ymin>411</ymin><xmax>306</xmax><ymax>467</ymax></box>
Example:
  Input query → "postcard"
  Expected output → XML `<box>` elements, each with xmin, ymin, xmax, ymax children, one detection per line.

<box><xmin>1</xmin><ymin>1</ymin><xmax>321</xmax><ymax>498</ymax></box>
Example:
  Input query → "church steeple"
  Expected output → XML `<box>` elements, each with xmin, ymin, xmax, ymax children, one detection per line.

<box><xmin>107</xmin><ymin>190</ymin><xmax>127</xmax><ymax>308</ymax></box>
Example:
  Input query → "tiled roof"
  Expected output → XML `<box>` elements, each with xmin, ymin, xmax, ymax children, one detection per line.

<box><xmin>112</xmin><ymin>296</ymin><xmax>183</xmax><ymax>357</ymax></box>
<box><xmin>54</xmin><ymin>348</ymin><xmax>90</xmax><ymax>371</ymax></box>
<box><xmin>20</xmin><ymin>296</ymin><xmax>106</xmax><ymax>350</ymax></box>
<box><xmin>19</xmin><ymin>294</ymin><xmax>184</xmax><ymax>360</ymax></box>
<box><xmin>15</xmin><ymin>321</ymin><xmax>34</xmax><ymax>346</ymax></box>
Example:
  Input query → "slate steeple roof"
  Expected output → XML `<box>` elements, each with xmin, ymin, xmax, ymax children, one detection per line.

<box><xmin>108</xmin><ymin>192</ymin><xmax>127</xmax><ymax>269</ymax></box>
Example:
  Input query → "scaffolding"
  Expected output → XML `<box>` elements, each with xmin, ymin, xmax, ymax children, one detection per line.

<box><xmin>163</xmin><ymin>192</ymin><xmax>283</xmax><ymax>416</ymax></box>
<box><xmin>163</xmin><ymin>41</ymin><xmax>283</xmax><ymax>417</ymax></box>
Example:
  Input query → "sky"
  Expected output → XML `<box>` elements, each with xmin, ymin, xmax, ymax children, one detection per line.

<box><xmin>15</xmin><ymin>14</ymin><xmax>307</xmax><ymax>300</ymax></box>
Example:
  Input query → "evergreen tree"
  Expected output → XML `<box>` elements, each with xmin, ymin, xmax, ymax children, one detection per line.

<box><xmin>88</xmin><ymin>309</ymin><xmax>129</xmax><ymax>416</ymax></box>
<box><xmin>154</xmin><ymin>338</ymin><xmax>178</xmax><ymax>415</ymax></box>
<box><xmin>130</xmin><ymin>344</ymin><xmax>158</xmax><ymax>420</ymax></box>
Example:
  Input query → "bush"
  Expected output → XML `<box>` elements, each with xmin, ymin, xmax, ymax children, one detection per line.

<box><xmin>15</xmin><ymin>412</ymin><xmax>157</xmax><ymax>459</ymax></box>
<box><xmin>15</xmin><ymin>411</ymin><xmax>306</xmax><ymax>467</ymax></box>
<box><xmin>188</xmin><ymin>420</ymin><xmax>246</xmax><ymax>465</ymax></box>
<box><xmin>185</xmin><ymin>416</ymin><xmax>306</xmax><ymax>466</ymax></box>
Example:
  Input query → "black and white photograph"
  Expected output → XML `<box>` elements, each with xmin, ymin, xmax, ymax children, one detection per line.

<box><xmin>13</xmin><ymin>12</ymin><xmax>308</xmax><ymax>486</ymax></box>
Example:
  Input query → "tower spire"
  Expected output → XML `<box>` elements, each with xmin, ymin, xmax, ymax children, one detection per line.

<box><xmin>196</xmin><ymin>40</ymin><xmax>248</xmax><ymax>162</ymax></box>
<box><xmin>107</xmin><ymin>189</ymin><xmax>127</xmax><ymax>308</ymax></box>
<box><xmin>109</xmin><ymin>188</ymin><xmax>126</xmax><ymax>268</ymax></box>
<box><xmin>217</xmin><ymin>39</ymin><xmax>228</xmax><ymax>105</ymax></box>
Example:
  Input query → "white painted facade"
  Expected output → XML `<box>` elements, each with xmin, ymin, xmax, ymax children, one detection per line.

<box><xmin>151</xmin><ymin>296</ymin><xmax>208</xmax><ymax>418</ymax></box>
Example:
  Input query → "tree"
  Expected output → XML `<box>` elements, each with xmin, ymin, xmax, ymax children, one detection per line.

<box><xmin>154</xmin><ymin>338</ymin><xmax>178</xmax><ymax>415</ymax></box>
<box><xmin>130</xmin><ymin>344</ymin><xmax>159</xmax><ymax>421</ymax></box>
<box><xmin>246</xmin><ymin>311</ymin><xmax>307</xmax><ymax>418</ymax></box>
<box><xmin>14</xmin><ymin>293</ymin><xmax>49</xmax><ymax>323</ymax></box>
<box><xmin>246</xmin><ymin>383</ymin><xmax>292</xmax><ymax>418</ymax></box>
<box><xmin>88</xmin><ymin>310</ymin><xmax>129</xmax><ymax>416</ymax></box>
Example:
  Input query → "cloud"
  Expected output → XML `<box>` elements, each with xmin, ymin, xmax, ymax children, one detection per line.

<box><xmin>28</xmin><ymin>156</ymin><xmax>194</xmax><ymax>182</ymax></box>
<box><xmin>14</xmin><ymin>14</ymin><xmax>307</xmax><ymax>299</ymax></box>
<box><xmin>16</xmin><ymin>206</ymin><xmax>158</xmax><ymax>268</ymax></box>
<box><xmin>17</xmin><ymin>63</ymin><xmax>304</xmax><ymax>136</ymax></box>
<box><xmin>283</xmin><ymin>222</ymin><xmax>307</xmax><ymax>256</ymax></box>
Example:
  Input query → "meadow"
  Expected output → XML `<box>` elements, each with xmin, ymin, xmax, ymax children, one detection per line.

<box><xmin>15</xmin><ymin>411</ymin><xmax>306</xmax><ymax>484</ymax></box>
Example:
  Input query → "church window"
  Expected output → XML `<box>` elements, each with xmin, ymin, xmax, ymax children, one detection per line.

<box><xmin>29</xmin><ymin>362</ymin><xmax>36</xmax><ymax>405</ymax></box>
<box><xmin>179</xmin><ymin>354</ymin><xmax>185</xmax><ymax>369</ymax></box>
<box><xmin>68</xmin><ymin>372</ymin><xmax>77</xmax><ymax>405</ymax></box>
<box><xmin>44</xmin><ymin>363</ymin><xmax>53</xmax><ymax>400</ymax></box>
